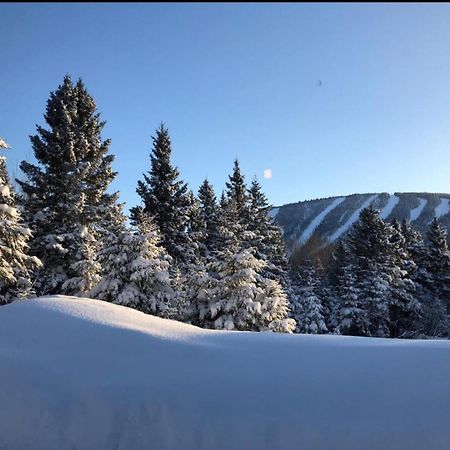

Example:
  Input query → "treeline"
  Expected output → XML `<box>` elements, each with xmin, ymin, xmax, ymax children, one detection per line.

<box><xmin>0</xmin><ymin>75</ymin><xmax>293</xmax><ymax>333</ymax></box>
<box><xmin>289</xmin><ymin>210</ymin><xmax>450</xmax><ymax>338</ymax></box>
<box><xmin>1</xmin><ymin>75</ymin><xmax>449</xmax><ymax>338</ymax></box>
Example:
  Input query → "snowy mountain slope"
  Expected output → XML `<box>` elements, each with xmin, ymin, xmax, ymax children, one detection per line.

<box><xmin>1</xmin><ymin>296</ymin><xmax>450</xmax><ymax>450</ymax></box>
<box><xmin>272</xmin><ymin>192</ymin><xmax>450</xmax><ymax>247</ymax></box>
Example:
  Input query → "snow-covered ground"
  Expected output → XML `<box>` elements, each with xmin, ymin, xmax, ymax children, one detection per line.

<box><xmin>1</xmin><ymin>296</ymin><xmax>449</xmax><ymax>450</ymax></box>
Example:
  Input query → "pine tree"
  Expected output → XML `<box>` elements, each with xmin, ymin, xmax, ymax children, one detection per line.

<box><xmin>247</xmin><ymin>177</ymin><xmax>288</xmax><ymax>281</ymax></box>
<box><xmin>18</xmin><ymin>76</ymin><xmax>117</xmax><ymax>295</ymax></box>
<box><xmin>290</xmin><ymin>263</ymin><xmax>328</xmax><ymax>334</ymax></box>
<box><xmin>225</xmin><ymin>159</ymin><xmax>248</xmax><ymax>217</ymax></box>
<box><xmin>418</xmin><ymin>219</ymin><xmax>450</xmax><ymax>335</ymax></box>
<box><xmin>93</xmin><ymin>213</ymin><xmax>175</xmax><ymax>318</ymax></box>
<box><xmin>0</xmin><ymin>139</ymin><xmax>41</xmax><ymax>304</ymax></box>
<box><xmin>196</xmin><ymin>246</ymin><xmax>295</xmax><ymax>332</ymax></box>
<box><xmin>197</xmin><ymin>178</ymin><xmax>220</xmax><ymax>254</ymax></box>
<box><xmin>90</xmin><ymin>203</ymin><xmax>128</xmax><ymax>303</ymax></box>
<box><xmin>130</xmin><ymin>124</ymin><xmax>191</xmax><ymax>264</ymax></box>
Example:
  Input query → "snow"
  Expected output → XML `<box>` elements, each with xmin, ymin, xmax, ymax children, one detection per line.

<box><xmin>1</xmin><ymin>296</ymin><xmax>449</xmax><ymax>450</ymax></box>
<box><xmin>409</xmin><ymin>197</ymin><xmax>427</xmax><ymax>221</ymax></box>
<box><xmin>329</xmin><ymin>194</ymin><xmax>379</xmax><ymax>241</ymax></box>
<box><xmin>380</xmin><ymin>194</ymin><xmax>400</xmax><ymax>219</ymax></box>
<box><xmin>299</xmin><ymin>197</ymin><xmax>345</xmax><ymax>243</ymax></box>
<box><xmin>435</xmin><ymin>197</ymin><xmax>450</xmax><ymax>219</ymax></box>
<box><xmin>0</xmin><ymin>138</ymin><xmax>10</xmax><ymax>149</ymax></box>
<box><xmin>268</xmin><ymin>207</ymin><xmax>279</xmax><ymax>220</ymax></box>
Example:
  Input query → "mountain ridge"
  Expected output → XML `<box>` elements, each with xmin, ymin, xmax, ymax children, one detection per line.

<box><xmin>271</xmin><ymin>192</ymin><xmax>450</xmax><ymax>248</ymax></box>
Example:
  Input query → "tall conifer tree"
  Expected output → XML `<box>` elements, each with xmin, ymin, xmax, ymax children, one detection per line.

<box><xmin>18</xmin><ymin>76</ymin><xmax>118</xmax><ymax>295</ymax></box>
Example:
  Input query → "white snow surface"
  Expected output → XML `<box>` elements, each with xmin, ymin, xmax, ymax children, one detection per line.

<box><xmin>1</xmin><ymin>296</ymin><xmax>450</xmax><ymax>450</ymax></box>
<box><xmin>329</xmin><ymin>194</ymin><xmax>379</xmax><ymax>241</ymax></box>
<box><xmin>299</xmin><ymin>197</ymin><xmax>345</xmax><ymax>243</ymax></box>
<box><xmin>435</xmin><ymin>197</ymin><xmax>450</xmax><ymax>219</ymax></box>
<box><xmin>380</xmin><ymin>194</ymin><xmax>400</xmax><ymax>219</ymax></box>
<box><xmin>268</xmin><ymin>207</ymin><xmax>279</xmax><ymax>220</ymax></box>
<box><xmin>410</xmin><ymin>197</ymin><xmax>427</xmax><ymax>221</ymax></box>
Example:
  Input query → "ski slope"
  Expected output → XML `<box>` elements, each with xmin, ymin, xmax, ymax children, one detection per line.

<box><xmin>329</xmin><ymin>194</ymin><xmax>379</xmax><ymax>241</ymax></box>
<box><xmin>410</xmin><ymin>197</ymin><xmax>427</xmax><ymax>221</ymax></box>
<box><xmin>1</xmin><ymin>296</ymin><xmax>449</xmax><ymax>450</ymax></box>
<box><xmin>435</xmin><ymin>197</ymin><xmax>450</xmax><ymax>219</ymax></box>
<box><xmin>380</xmin><ymin>194</ymin><xmax>400</xmax><ymax>219</ymax></box>
<box><xmin>299</xmin><ymin>197</ymin><xmax>345</xmax><ymax>243</ymax></box>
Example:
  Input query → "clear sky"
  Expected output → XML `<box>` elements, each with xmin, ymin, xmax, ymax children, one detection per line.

<box><xmin>1</xmin><ymin>3</ymin><xmax>450</xmax><ymax>211</ymax></box>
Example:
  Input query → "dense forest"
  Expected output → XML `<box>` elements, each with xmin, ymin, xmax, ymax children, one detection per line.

<box><xmin>1</xmin><ymin>76</ymin><xmax>449</xmax><ymax>338</ymax></box>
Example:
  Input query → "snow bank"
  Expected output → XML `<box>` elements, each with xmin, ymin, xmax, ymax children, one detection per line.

<box><xmin>1</xmin><ymin>296</ymin><xmax>449</xmax><ymax>450</ymax></box>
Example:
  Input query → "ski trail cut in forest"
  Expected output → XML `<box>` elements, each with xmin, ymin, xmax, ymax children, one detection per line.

<box><xmin>299</xmin><ymin>197</ymin><xmax>345</xmax><ymax>243</ymax></box>
<box><xmin>410</xmin><ymin>198</ymin><xmax>427</xmax><ymax>222</ymax></box>
<box><xmin>435</xmin><ymin>198</ymin><xmax>450</xmax><ymax>219</ymax></box>
<box><xmin>380</xmin><ymin>194</ymin><xmax>400</xmax><ymax>219</ymax></box>
<box><xmin>329</xmin><ymin>194</ymin><xmax>379</xmax><ymax>241</ymax></box>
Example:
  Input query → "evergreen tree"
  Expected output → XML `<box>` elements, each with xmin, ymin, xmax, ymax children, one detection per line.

<box><xmin>196</xmin><ymin>246</ymin><xmax>295</xmax><ymax>332</ymax></box>
<box><xmin>197</xmin><ymin>178</ymin><xmax>220</xmax><ymax>254</ymax></box>
<box><xmin>290</xmin><ymin>263</ymin><xmax>328</xmax><ymax>334</ymax></box>
<box><xmin>418</xmin><ymin>219</ymin><xmax>450</xmax><ymax>335</ymax></box>
<box><xmin>336</xmin><ymin>207</ymin><xmax>420</xmax><ymax>338</ymax></box>
<box><xmin>225</xmin><ymin>159</ymin><xmax>248</xmax><ymax>217</ymax></box>
<box><xmin>247</xmin><ymin>177</ymin><xmax>288</xmax><ymax>281</ymax></box>
<box><xmin>18</xmin><ymin>76</ymin><xmax>117</xmax><ymax>295</ymax></box>
<box><xmin>93</xmin><ymin>213</ymin><xmax>175</xmax><ymax>318</ymax></box>
<box><xmin>130</xmin><ymin>124</ymin><xmax>191</xmax><ymax>264</ymax></box>
<box><xmin>0</xmin><ymin>138</ymin><xmax>41</xmax><ymax>304</ymax></box>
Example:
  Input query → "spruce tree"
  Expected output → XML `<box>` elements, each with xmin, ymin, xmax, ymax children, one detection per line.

<box><xmin>130</xmin><ymin>124</ymin><xmax>191</xmax><ymax>264</ymax></box>
<box><xmin>0</xmin><ymin>139</ymin><xmax>41</xmax><ymax>304</ymax></box>
<box><xmin>340</xmin><ymin>207</ymin><xmax>422</xmax><ymax>337</ymax></box>
<box><xmin>18</xmin><ymin>76</ymin><xmax>117</xmax><ymax>295</ymax></box>
<box><xmin>93</xmin><ymin>213</ymin><xmax>175</xmax><ymax>318</ymax></box>
<box><xmin>196</xmin><ymin>246</ymin><xmax>295</xmax><ymax>332</ymax></box>
<box><xmin>290</xmin><ymin>263</ymin><xmax>328</xmax><ymax>334</ymax></box>
<box><xmin>247</xmin><ymin>177</ymin><xmax>288</xmax><ymax>281</ymax></box>
<box><xmin>197</xmin><ymin>178</ymin><xmax>220</xmax><ymax>254</ymax></box>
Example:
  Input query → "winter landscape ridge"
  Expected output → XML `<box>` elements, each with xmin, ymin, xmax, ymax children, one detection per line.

<box><xmin>272</xmin><ymin>192</ymin><xmax>450</xmax><ymax>249</ymax></box>
<box><xmin>1</xmin><ymin>295</ymin><xmax>450</xmax><ymax>450</ymax></box>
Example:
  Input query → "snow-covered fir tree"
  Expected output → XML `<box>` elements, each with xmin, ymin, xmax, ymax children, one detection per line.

<box><xmin>0</xmin><ymin>138</ymin><xmax>41</xmax><ymax>304</ymax></box>
<box><xmin>18</xmin><ymin>76</ymin><xmax>117</xmax><ymax>295</ymax></box>
<box><xmin>414</xmin><ymin>219</ymin><xmax>450</xmax><ymax>336</ymax></box>
<box><xmin>334</xmin><ymin>206</ymin><xmax>420</xmax><ymax>338</ymax></box>
<box><xmin>93</xmin><ymin>212</ymin><xmax>175</xmax><ymax>318</ymax></box>
<box><xmin>387</xmin><ymin>218</ymin><xmax>422</xmax><ymax>337</ymax></box>
<box><xmin>290</xmin><ymin>263</ymin><xmax>328</xmax><ymax>334</ymax></box>
<box><xmin>197</xmin><ymin>178</ymin><xmax>220</xmax><ymax>255</ymax></box>
<box><xmin>196</xmin><ymin>242</ymin><xmax>295</xmax><ymax>332</ymax></box>
<box><xmin>247</xmin><ymin>177</ymin><xmax>288</xmax><ymax>282</ymax></box>
<box><xmin>130</xmin><ymin>124</ymin><xmax>192</xmax><ymax>265</ymax></box>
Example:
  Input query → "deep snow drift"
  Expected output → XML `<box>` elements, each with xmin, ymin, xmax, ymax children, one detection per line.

<box><xmin>1</xmin><ymin>296</ymin><xmax>449</xmax><ymax>450</ymax></box>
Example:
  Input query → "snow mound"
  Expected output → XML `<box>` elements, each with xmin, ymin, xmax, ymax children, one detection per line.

<box><xmin>1</xmin><ymin>296</ymin><xmax>450</xmax><ymax>450</ymax></box>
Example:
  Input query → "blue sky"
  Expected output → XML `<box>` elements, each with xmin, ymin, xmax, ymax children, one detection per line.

<box><xmin>1</xmin><ymin>3</ymin><xmax>450</xmax><ymax>210</ymax></box>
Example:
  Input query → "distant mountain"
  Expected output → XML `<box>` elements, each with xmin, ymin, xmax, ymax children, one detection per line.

<box><xmin>271</xmin><ymin>192</ymin><xmax>450</xmax><ymax>249</ymax></box>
